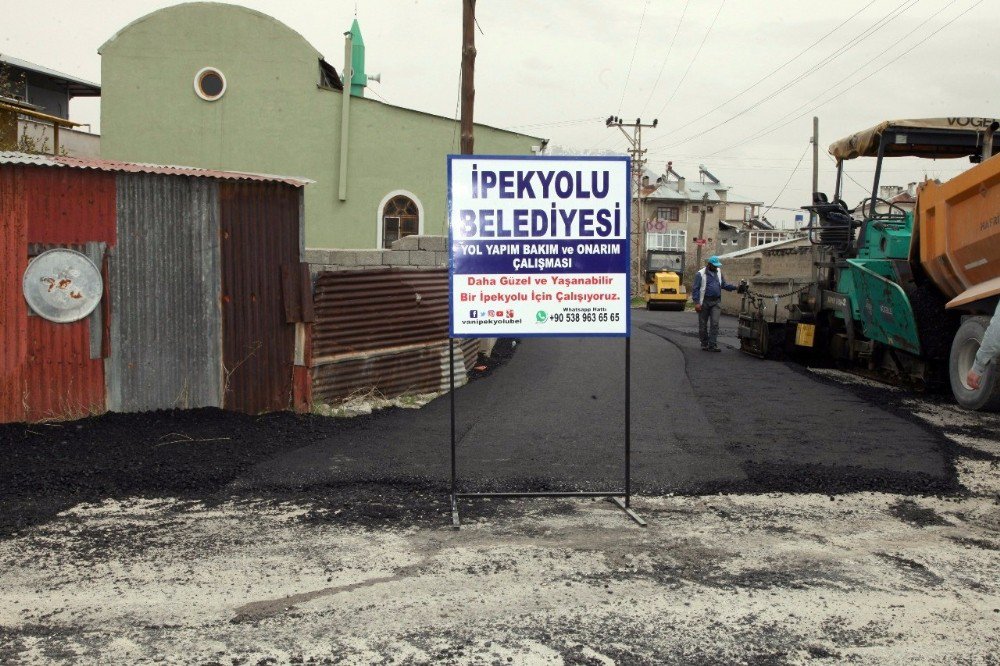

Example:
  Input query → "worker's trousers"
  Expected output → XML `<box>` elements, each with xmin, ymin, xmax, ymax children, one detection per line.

<box><xmin>698</xmin><ymin>297</ymin><xmax>722</xmax><ymax>348</ymax></box>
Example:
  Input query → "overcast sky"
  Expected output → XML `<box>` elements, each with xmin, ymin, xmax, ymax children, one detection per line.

<box><xmin>3</xmin><ymin>0</ymin><xmax>997</xmax><ymax>226</ymax></box>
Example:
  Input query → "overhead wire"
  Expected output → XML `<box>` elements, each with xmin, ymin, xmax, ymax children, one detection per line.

<box><xmin>707</xmin><ymin>0</ymin><xmax>980</xmax><ymax>157</ymax></box>
<box><xmin>638</xmin><ymin>0</ymin><xmax>691</xmax><ymax>117</ymax></box>
<box><xmin>650</xmin><ymin>0</ymin><xmax>876</xmax><ymax>141</ymax></box>
<box><xmin>651</xmin><ymin>0</ymin><xmax>727</xmax><ymax>120</ymax></box>
<box><xmin>617</xmin><ymin>0</ymin><xmax>651</xmax><ymax>113</ymax></box>
<box><xmin>648</xmin><ymin>0</ymin><xmax>921</xmax><ymax>150</ymax></box>
<box><xmin>762</xmin><ymin>142</ymin><xmax>810</xmax><ymax>218</ymax></box>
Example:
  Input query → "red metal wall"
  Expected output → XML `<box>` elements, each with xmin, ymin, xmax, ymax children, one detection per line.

<box><xmin>219</xmin><ymin>181</ymin><xmax>302</xmax><ymax>414</ymax></box>
<box><xmin>0</xmin><ymin>167</ymin><xmax>29</xmax><ymax>423</ymax></box>
<box><xmin>0</xmin><ymin>165</ymin><xmax>115</xmax><ymax>424</ymax></box>
<box><xmin>26</xmin><ymin>167</ymin><xmax>117</xmax><ymax>245</ymax></box>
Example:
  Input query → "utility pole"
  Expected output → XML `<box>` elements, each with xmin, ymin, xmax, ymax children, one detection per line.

<box><xmin>695</xmin><ymin>192</ymin><xmax>709</xmax><ymax>268</ymax></box>
<box><xmin>810</xmin><ymin>116</ymin><xmax>819</xmax><ymax>224</ymax></box>
<box><xmin>810</xmin><ymin>116</ymin><xmax>820</xmax><ymax>283</ymax></box>
<box><xmin>460</xmin><ymin>0</ymin><xmax>476</xmax><ymax>155</ymax></box>
<box><xmin>605</xmin><ymin>116</ymin><xmax>657</xmax><ymax>296</ymax></box>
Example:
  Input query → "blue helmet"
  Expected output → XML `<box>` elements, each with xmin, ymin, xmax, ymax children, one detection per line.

<box><xmin>707</xmin><ymin>256</ymin><xmax>722</xmax><ymax>267</ymax></box>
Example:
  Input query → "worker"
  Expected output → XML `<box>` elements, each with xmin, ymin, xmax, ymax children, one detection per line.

<box><xmin>967</xmin><ymin>301</ymin><xmax>1000</xmax><ymax>389</ymax></box>
<box><xmin>691</xmin><ymin>256</ymin><xmax>741</xmax><ymax>352</ymax></box>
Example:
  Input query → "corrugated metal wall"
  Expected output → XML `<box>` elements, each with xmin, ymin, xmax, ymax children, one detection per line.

<box><xmin>0</xmin><ymin>165</ymin><xmax>114</xmax><ymax>424</ymax></box>
<box><xmin>26</xmin><ymin>167</ymin><xmax>117</xmax><ymax>245</ymax></box>
<box><xmin>219</xmin><ymin>182</ymin><xmax>301</xmax><ymax>414</ymax></box>
<box><xmin>0</xmin><ymin>166</ymin><xmax>29</xmax><ymax>423</ymax></box>
<box><xmin>23</xmin><ymin>318</ymin><xmax>105</xmax><ymax>421</ymax></box>
<box><xmin>311</xmin><ymin>269</ymin><xmax>478</xmax><ymax>403</ymax></box>
<box><xmin>107</xmin><ymin>174</ymin><xmax>223</xmax><ymax>412</ymax></box>
<box><xmin>24</xmin><ymin>168</ymin><xmax>116</xmax><ymax>421</ymax></box>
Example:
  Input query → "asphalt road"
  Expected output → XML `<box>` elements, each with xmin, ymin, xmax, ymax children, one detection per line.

<box><xmin>241</xmin><ymin>309</ymin><xmax>954</xmax><ymax>495</ymax></box>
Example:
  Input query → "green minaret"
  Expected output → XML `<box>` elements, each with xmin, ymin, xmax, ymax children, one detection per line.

<box><xmin>349</xmin><ymin>19</ymin><xmax>365</xmax><ymax>97</ymax></box>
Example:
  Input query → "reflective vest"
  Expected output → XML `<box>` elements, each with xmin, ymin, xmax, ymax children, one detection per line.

<box><xmin>696</xmin><ymin>267</ymin><xmax>724</xmax><ymax>305</ymax></box>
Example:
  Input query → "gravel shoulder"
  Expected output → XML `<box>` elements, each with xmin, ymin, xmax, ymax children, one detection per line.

<box><xmin>2</xmin><ymin>309</ymin><xmax>999</xmax><ymax>663</ymax></box>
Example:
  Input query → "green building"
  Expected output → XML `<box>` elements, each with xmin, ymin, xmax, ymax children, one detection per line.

<box><xmin>99</xmin><ymin>2</ymin><xmax>543</xmax><ymax>249</ymax></box>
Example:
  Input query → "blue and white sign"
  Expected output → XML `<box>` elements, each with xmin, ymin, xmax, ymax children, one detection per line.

<box><xmin>448</xmin><ymin>156</ymin><xmax>630</xmax><ymax>337</ymax></box>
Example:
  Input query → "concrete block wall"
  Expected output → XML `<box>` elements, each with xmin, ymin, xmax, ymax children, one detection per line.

<box><xmin>305</xmin><ymin>235</ymin><xmax>449</xmax><ymax>276</ymax></box>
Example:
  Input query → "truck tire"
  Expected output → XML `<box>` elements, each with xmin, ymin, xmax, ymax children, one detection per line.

<box><xmin>949</xmin><ymin>317</ymin><xmax>1000</xmax><ymax>411</ymax></box>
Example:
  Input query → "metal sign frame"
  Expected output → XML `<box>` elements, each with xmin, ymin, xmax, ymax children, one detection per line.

<box><xmin>446</xmin><ymin>155</ymin><xmax>645</xmax><ymax>529</ymax></box>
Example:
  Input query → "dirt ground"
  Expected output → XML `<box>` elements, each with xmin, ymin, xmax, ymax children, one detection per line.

<box><xmin>1</xmin><ymin>312</ymin><xmax>999</xmax><ymax>665</ymax></box>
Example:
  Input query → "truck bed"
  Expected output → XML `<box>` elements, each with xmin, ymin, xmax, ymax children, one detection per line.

<box><xmin>918</xmin><ymin>152</ymin><xmax>1000</xmax><ymax>311</ymax></box>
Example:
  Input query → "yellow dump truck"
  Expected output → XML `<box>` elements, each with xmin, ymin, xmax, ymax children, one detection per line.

<box><xmin>645</xmin><ymin>249</ymin><xmax>687</xmax><ymax>310</ymax></box>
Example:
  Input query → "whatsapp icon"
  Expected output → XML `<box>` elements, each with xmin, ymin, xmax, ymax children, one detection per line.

<box><xmin>536</xmin><ymin>310</ymin><xmax>547</xmax><ymax>323</ymax></box>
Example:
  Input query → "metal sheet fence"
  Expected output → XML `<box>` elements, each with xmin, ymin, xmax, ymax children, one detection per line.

<box><xmin>1</xmin><ymin>165</ymin><xmax>113</xmax><ymax>423</ymax></box>
<box><xmin>311</xmin><ymin>268</ymin><xmax>478</xmax><ymax>404</ymax></box>
<box><xmin>107</xmin><ymin>174</ymin><xmax>223</xmax><ymax>412</ymax></box>
<box><xmin>219</xmin><ymin>182</ymin><xmax>302</xmax><ymax>414</ymax></box>
<box><xmin>0</xmin><ymin>166</ymin><xmax>29</xmax><ymax>423</ymax></box>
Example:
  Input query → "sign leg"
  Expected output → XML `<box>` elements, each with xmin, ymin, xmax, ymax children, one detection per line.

<box><xmin>625</xmin><ymin>336</ymin><xmax>631</xmax><ymax>508</ymax></box>
<box><xmin>450</xmin><ymin>338</ymin><xmax>459</xmax><ymax>529</ymax></box>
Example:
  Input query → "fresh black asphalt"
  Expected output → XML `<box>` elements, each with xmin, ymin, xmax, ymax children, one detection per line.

<box><xmin>240</xmin><ymin>309</ymin><xmax>953</xmax><ymax>495</ymax></box>
<box><xmin>0</xmin><ymin>309</ymin><xmax>958</xmax><ymax>535</ymax></box>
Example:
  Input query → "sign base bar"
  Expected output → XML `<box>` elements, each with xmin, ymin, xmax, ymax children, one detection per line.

<box><xmin>609</xmin><ymin>496</ymin><xmax>647</xmax><ymax>527</ymax></box>
<box><xmin>449</xmin><ymin>492</ymin><xmax>646</xmax><ymax>529</ymax></box>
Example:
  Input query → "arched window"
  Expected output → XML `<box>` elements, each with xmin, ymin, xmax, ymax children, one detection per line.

<box><xmin>381</xmin><ymin>194</ymin><xmax>420</xmax><ymax>248</ymax></box>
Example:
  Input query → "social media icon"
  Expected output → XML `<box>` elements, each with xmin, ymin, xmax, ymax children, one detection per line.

<box><xmin>536</xmin><ymin>310</ymin><xmax>547</xmax><ymax>323</ymax></box>
<box><xmin>469</xmin><ymin>310</ymin><xmax>478</xmax><ymax>319</ymax></box>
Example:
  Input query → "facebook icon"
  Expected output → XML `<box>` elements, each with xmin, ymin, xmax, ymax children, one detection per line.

<box><xmin>469</xmin><ymin>310</ymin><xmax>478</xmax><ymax>319</ymax></box>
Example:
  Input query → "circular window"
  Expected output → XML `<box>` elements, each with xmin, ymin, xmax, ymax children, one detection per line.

<box><xmin>194</xmin><ymin>67</ymin><xmax>227</xmax><ymax>101</ymax></box>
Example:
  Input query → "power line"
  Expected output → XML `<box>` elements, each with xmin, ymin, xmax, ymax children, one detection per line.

<box><xmin>638</xmin><ymin>0</ymin><xmax>691</xmax><ymax>117</ymax></box>
<box><xmin>708</xmin><ymin>0</ymin><xmax>979</xmax><ymax>157</ymax></box>
<box><xmin>763</xmin><ymin>142</ymin><xmax>810</xmax><ymax>217</ymax></box>
<box><xmin>652</xmin><ymin>0</ymin><xmax>727</xmax><ymax>120</ymax></box>
<box><xmin>649</xmin><ymin>0</ymin><xmax>920</xmax><ymax>150</ymax></box>
<box><xmin>649</xmin><ymin>0</ymin><xmax>875</xmax><ymax>141</ymax></box>
<box><xmin>617</xmin><ymin>0</ymin><xmax>651</xmax><ymax>113</ymax></box>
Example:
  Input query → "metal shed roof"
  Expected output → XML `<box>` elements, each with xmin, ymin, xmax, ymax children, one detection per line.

<box><xmin>0</xmin><ymin>54</ymin><xmax>102</xmax><ymax>97</ymax></box>
<box><xmin>0</xmin><ymin>152</ymin><xmax>312</xmax><ymax>187</ymax></box>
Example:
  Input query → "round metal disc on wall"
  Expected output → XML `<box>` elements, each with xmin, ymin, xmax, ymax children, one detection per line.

<box><xmin>22</xmin><ymin>249</ymin><xmax>104</xmax><ymax>323</ymax></box>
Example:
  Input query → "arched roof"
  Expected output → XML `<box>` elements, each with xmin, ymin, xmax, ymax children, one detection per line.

<box><xmin>99</xmin><ymin>2</ymin><xmax>323</xmax><ymax>59</ymax></box>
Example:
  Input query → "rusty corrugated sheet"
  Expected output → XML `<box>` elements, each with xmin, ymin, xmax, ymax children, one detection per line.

<box><xmin>107</xmin><ymin>173</ymin><xmax>223</xmax><ymax>412</ymax></box>
<box><xmin>310</xmin><ymin>268</ymin><xmax>479</xmax><ymax>404</ymax></box>
<box><xmin>0</xmin><ymin>151</ymin><xmax>312</xmax><ymax>187</ymax></box>
<box><xmin>0</xmin><ymin>164</ymin><xmax>113</xmax><ymax>424</ymax></box>
<box><xmin>219</xmin><ymin>181</ymin><xmax>301</xmax><ymax>414</ymax></box>
<box><xmin>0</xmin><ymin>165</ymin><xmax>29</xmax><ymax>423</ymax></box>
<box><xmin>23</xmin><ymin>317</ymin><xmax>104</xmax><ymax>421</ymax></box>
<box><xmin>312</xmin><ymin>269</ymin><xmax>450</xmax><ymax>359</ymax></box>
<box><xmin>24</xmin><ymin>166</ymin><xmax>117</xmax><ymax>245</ymax></box>
<box><xmin>312</xmin><ymin>339</ymin><xmax>478</xmax><ymax>403</ymax></box>
<box><xmin>22</xmin><ymin>166</ymin><xmax>113</xmax><ymax>421</ymax></box>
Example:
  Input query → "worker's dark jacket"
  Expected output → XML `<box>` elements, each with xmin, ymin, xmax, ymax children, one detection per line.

<box><xmin>691</xmin><ymin>267</ymin><xmax>737</xmax><ymax>304</ymax></box>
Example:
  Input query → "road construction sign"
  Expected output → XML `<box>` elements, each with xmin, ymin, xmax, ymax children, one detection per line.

<box><xmin>448</xmin><ymin>156</ymin><xmax>630</xmax><ymax>337</ymax></box>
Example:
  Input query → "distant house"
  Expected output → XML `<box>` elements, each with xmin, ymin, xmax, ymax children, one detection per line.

<box><xmin>641</xmin><ymin>162</ymin><xmax>765</xmax><ymax>269</ymax></box>
<box><xmin>875</xmin><ymin>183</ymin><xmax>918</xmax><ymax>215</ymax></box>
<box><xmin>0</xmin><ymin>54</ymin><xmax>100</xmax><ymax>156</ymax></box>
<box><xmin>98</xmin><ymin>3</ymin><xmax>543</xmax><ymax>250</ymax></box>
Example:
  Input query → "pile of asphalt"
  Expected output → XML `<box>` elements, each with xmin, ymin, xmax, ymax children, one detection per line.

<box><xmin>0</xmin><ymin>408</ymin><xmax>331</xmax><ymax>536</ymax></box>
